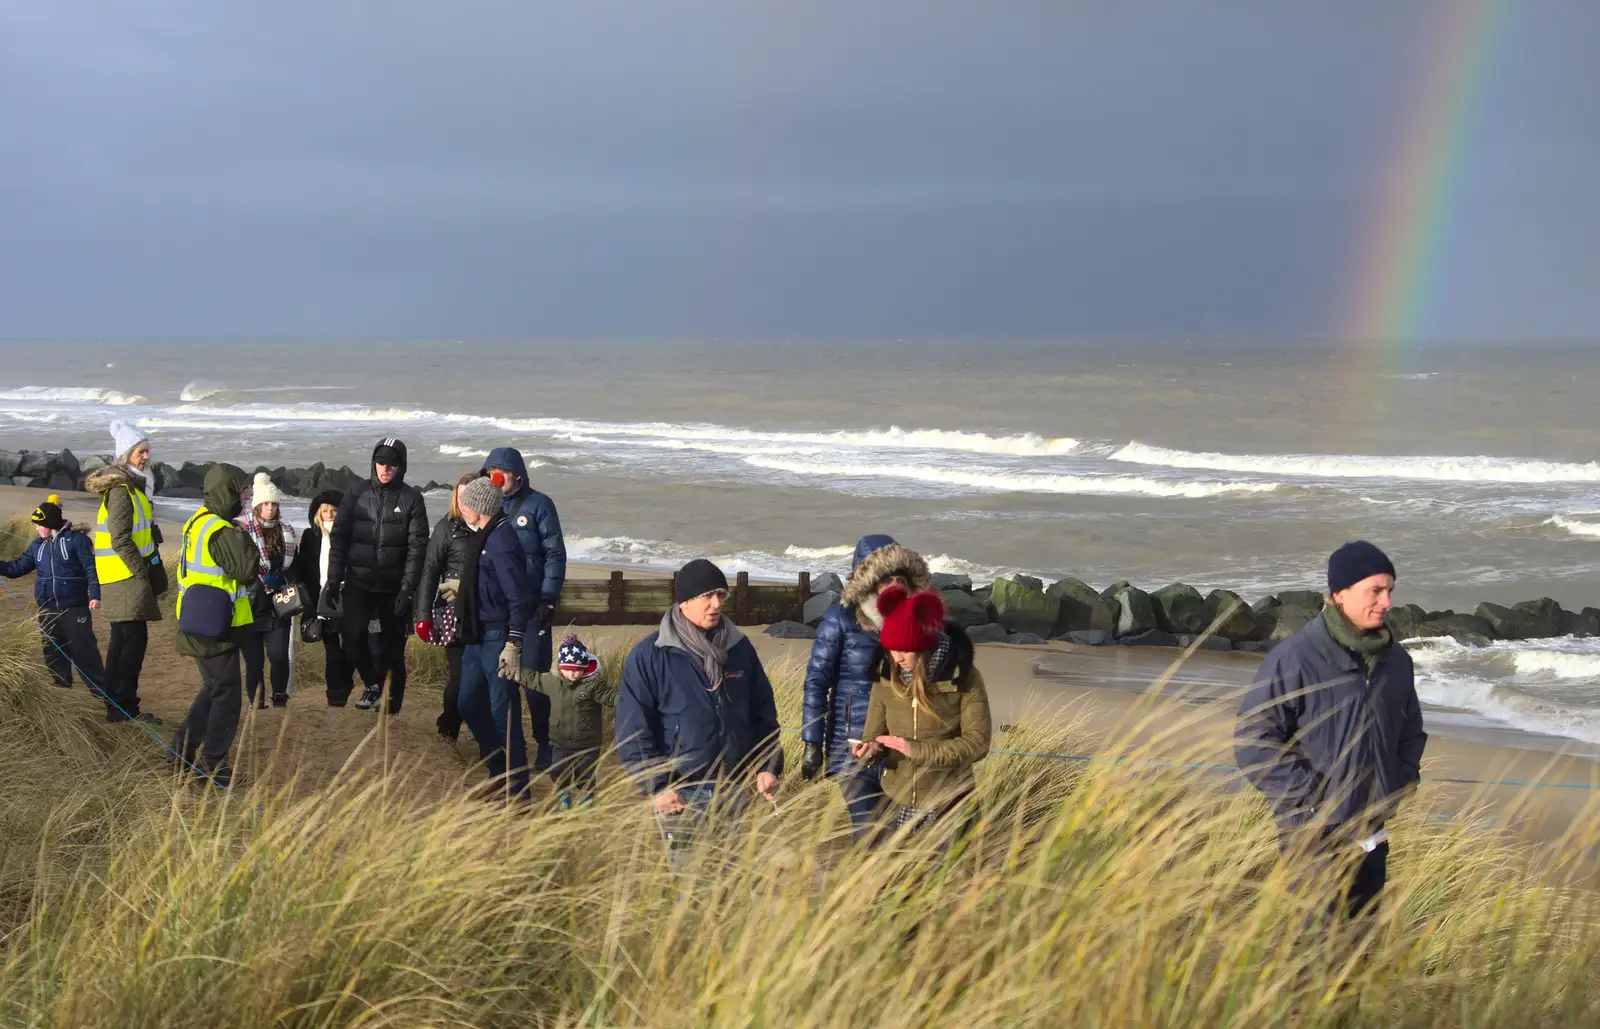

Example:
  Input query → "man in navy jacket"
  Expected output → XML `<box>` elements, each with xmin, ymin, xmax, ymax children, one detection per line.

<box><xmin>481</xmin><ymin>446</ymin><xmax>566</xmax><ymax>768</ymax></box>
<box><xmin>1235</xmin><ymin>540</ymin><xmax>1426</xmax><ymax>917</ymax></box>
<box><xmin>454</xmin><ymin>477</ymin><xmax>535</xmax><ymax>798</ymax></box>
<box><xmin>0</xmin><ymin>497</ymin><xmax>107</xmax><ymax>693</ymax></box>
<box><xmin>616</xmin><ymin>559</ymin><xmax>784</xmax><ymax>832</ymax></box>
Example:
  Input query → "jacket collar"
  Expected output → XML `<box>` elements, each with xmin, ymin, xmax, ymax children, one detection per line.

<box><xmin>655</xmin><ymin>610</ymin><xmax>746</xmax><ymax>651</ymax></box>
<box><xmin>1303</xmin><ymin>613</ymin><xmax>1385</xmax><ymax>676</ymax></box>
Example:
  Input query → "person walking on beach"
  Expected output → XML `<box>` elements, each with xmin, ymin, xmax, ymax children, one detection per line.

<box><xmin>453</xmin><ymin>476</ymin><xmax>535</xmax><ymax>799</ymax></box>
<box><xmin>1234</xmin><ymin>540</ymin><xmax>1427</xmax><ymax>918</ymax></box>
<box><xmin>615</xmin><ymin>559</ymin><xmax>784</xmax><ymax>861</ymax></box>
<box><xmin>852</xmin><ymin>586</ymin><xmax>991</xmax><ymax>844</ymax></box>
<box><xmin>171</xmin><ymin>464</ymin><xmax>260</xmax><ymax>787</ymax></box>
<box><xmin>415</xmin><ymin>473</ymin><xmax>479</xmax><ymax>740</ymax></box>
<box><xmin>289</xmin><ymin>490</ymin><xmax>354</xmax><ymax>706</ymax></box>
<box><xmin>85</xmin><ymin>420</ymin><xmax>169</xmax><ymax>724</ymax></box>
<box><xmin>520</xmin><ymin>632</ymin><xmax>617</xmax><ymax>809</ymax></box>
<box><xmin>480</xmin><ymin>447</ymin><xmax>565</xmax><ymax>767</ymax></box>
<box><xmin>0</xmin><ymin>496</ymin><xmax>106</xmax><ymax>693</ymax></box>
<box><xmin>801</xmin><ymin>536</ymin><xmax>933</xmax><ymax>838</ymax></box>
<box><xmin>325</xmin><ymin>437</ymin><xmax>430</xmax><ymax>714</ymax></box>
<box><xmin>235</xmin><ymin>473</ymin><xmax>297</xmax><ymax>709</ymax></box>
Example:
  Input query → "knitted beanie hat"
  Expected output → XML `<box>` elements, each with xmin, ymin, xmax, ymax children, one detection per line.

<box><xmin>31</xmin><ymin>495</ymin><xmax>65</xmax><ymax>532</ymax></box>
<box><xmin>110</xmin><ymin>420</ymin><xmax>148</xmax><ymax>462</ymax></box>
<box><xmin>557</xmin><ymin>633</ymin><xmax>597</xmax><ymax>674</ymax></box>
<box><xmin>875</xmin><ymin>584</ymin><xmax>945</xmax><ymax>652</ymax></box>
<box><xmin>674</xmin><ymin>558</ymin><xmax>729</xmax><ymax>603</ymax></box>
<box><xmin>251</xmin><ymin>471</ymin><xmax>283</xmax><ymax>509</ymax></box>
<box><xmin>460</xmin><ymin>476</ymin><xmax>503</xmax><ymax>518</ymax></box>
<box><xmin>1327</xmin><ymin>540</ymin><xmax>1396</xmax><ymax>594</ymax></box>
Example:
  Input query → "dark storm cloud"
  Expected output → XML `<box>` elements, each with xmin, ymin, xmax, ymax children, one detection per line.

<box><xmin>0</xmin><ymin>0</ymin><xmax>1595</xmax><ymax>340</ymax></box>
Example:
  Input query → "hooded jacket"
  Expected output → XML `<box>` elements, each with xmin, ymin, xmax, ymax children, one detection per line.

<box><xmin>175</xmin><ymin>464</ymin><xmax>262</xmax><ymax>658</ymax></box>
<box><xmin>84</xmin><ymin>463</ymin><xmax>165</xmax><ymax>623</ymax></box>
<box><xmin>862</xmin><ymin>624</ymin><xmax>991</xmax><ymax>809</ymax></box>
<box><xmin>0</xmin><ymin>524</ymin><xmax>99</xmax><ymax>611</ymax></box>
<box><xmin>481</xmin><ymin>448</ymin><xmax>565</xmax><ymax>670</ymax></box>
<box><xmin>1234</xmin><ymin>611</ymin><xmax>1427</xmax><ymax>833</ymax></box>
<box><xmin>801</xmin><ymin>538</ymin><xmax>933</xmax><ymax>776</ymax></box>
<box><xmin>416</xmin><ymin>513</ymin><xmax>473</xmax><ymax>624</ymax></box>
<box><xmin>615</xmin><ymin>611</ymin><xmax>785</xmax><ymax>794</ymax></box>
<box><xmin>328</xmin><ymin>439</ymin><xmax>431</xmax><ymax>599</ymax></box>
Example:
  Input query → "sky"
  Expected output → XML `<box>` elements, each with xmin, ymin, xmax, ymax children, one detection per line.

<box><xmin>0</xmin><ymin>0</ymin><xmax>1596</xmax><ymax>342</ymax></box>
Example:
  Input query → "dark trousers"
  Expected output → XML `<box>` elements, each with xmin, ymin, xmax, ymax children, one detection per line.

<box><xmin>342</xmin><ymin>585</ymin><xmax>407</xmax><ymax>713</ymax></box>
<box><xmin>319</xmin><ymin>624</ymin><xmax>354</xmax><ymax>704</ymax></box>
<box><xmin>174</xmin><ymin>650</ymin><xmax>243</xmax><ymax>773</ymax></box>
<box><xmin>457</xmin><ymin>627</ymin><xmax>529</xmax><ymax>797</ymax></box>
<box><xmin>38</xmin><ymin>607</ymin><xmax>107</xmax><ymax>692</ymax></box>
<box><xmin>548</xmin><ymin>744</ymin><xmax>599</xmax><ymax>792</ymax></box>
<box><xmin>1283</xmin><ymin>831</ymin><xmax>1391</xmax><ymax>919</ymax></box>
<box><xmin>439</xmin><ymin>643</ymin><xmax>465</xmax><ymax>737</ymax></box>
<box><xmin>1344</xmin><ymin>841</ymin><xmax>1389</xmax><ymax>917</ymax></box>
<box><xmin>105</xmin><ymin>620</ymin><xmax>149</xmax><ymax>719</ymax></box>
<box><xmin>242</xmin><ymin>622</ymin><xmax>291</xmax><ymax>703</ymax></box>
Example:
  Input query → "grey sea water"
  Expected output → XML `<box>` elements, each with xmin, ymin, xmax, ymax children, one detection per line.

<box><xmin>5</xmin><ymin>337</ymin><xmax>1600</xmax><ymax>742</ymax></box>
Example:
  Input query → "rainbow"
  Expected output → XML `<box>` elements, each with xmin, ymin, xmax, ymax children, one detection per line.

<box><xmin>1343</xmin><ymin>0</ymin><xmax>1508</xmax><ymax>355</ymax></box>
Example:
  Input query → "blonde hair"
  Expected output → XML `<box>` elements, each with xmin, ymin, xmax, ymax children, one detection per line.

<box><xmin>446</xmin><ymin>471</ymin><xmax>479</xmax><ymax>522</ymax></box>
<box><xmin>885</xmin><ymin>652</ymin><xmax>946</xmax><ymax>728</ymax></box>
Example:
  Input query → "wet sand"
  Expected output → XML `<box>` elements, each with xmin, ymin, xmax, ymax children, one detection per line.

<box><xmin>3</xmin><ymin>484</ymin><xmax>1598</xmax><ymax>844</ymax></box>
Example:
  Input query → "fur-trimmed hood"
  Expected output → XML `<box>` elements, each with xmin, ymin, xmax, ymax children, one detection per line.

<box><xmin>84</xmin><ymin>463</ymin><xmax>143</xmax><ymax>496</ymax></box>
<box><xmin>840</xmin><ymin>543</ymin><xmax>933</xmax><ymax>633</ymax></box>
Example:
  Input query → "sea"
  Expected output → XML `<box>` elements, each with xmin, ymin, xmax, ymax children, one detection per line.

<box><xmin>4</xmin><ymin>337</ymin><xmax>1600</xmax><ymax>745</ymax></box>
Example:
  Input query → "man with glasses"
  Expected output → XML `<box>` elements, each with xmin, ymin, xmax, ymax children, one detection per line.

<box><xmin>615</xmin><ymin>559</ymin><xmax>784</xmax><ymax>865</ymax></box>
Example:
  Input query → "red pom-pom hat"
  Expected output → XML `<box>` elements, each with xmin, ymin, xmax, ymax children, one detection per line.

<box><xmin>875</xmin><ymin>584</ymin><xmax>946</xmax><ymax>652</ymax></box>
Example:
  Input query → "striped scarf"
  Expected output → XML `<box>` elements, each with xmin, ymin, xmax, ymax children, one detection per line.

<box><xmin>237</xmin><ymin>512</ymin><xmax>297</xmax><ymax>575</ymax></box>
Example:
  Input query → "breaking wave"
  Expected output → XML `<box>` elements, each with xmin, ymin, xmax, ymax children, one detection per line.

<box><xmin>744</xmin><ymin>456</ymin><xmax>1281</xmax><ymax>498</ymax></box>
<box><xmin>1112</xmin><ymin>442</ymin><xmax>1600</xmax><ymax>484</ymax></box>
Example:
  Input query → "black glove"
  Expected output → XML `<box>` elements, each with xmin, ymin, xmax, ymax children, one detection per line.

<box><xmin>319</xmin><ymin>583</ymin><xmax>343</xmax><ymax>619</ymax></box>
<box><xmin>536</xmin><ymin>600</ymin><xmax>557</xmax><ymax>624</ymax></box>
<box><xmin>393</xmin><ymin>592</ymin><xmax>414</xmax><ymax>619</ymax></box>
<box><xmin>800</xmin><ymin>741</ymin><xmax>824</xmax><ymax>781</ymax></box>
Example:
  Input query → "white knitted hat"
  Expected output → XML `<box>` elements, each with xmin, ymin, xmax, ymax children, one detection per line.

<box><xmin>252</xmin><ymin>471</ymin><xmax>284</xmax><ymax>509</ymax></box>
<box><xmin>109</xmin><ymin>420</ymin><xmax>148</xmax><ymax>461</ymax></box>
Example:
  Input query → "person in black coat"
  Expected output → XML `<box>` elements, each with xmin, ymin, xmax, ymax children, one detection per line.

<box><xmin>325</xmin><ymin>437</ymin><xmax>431</xmax><ymax>714</ymax></box>
<box><xmin>1235</xmin><ymin>541</ymin><xmax>1426</xmax><ymax>918</ymax></box>
<box><xmin>415</xmin><ymin>473</ymin><xmax>478</xmax><ymax>740</ymax></box>
<box><xmin>290</xmin><ymin>490</ymin><xmax>354</xmax><ymax>705</ymax></box>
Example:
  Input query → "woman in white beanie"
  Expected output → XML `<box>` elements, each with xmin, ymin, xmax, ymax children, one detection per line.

<box><xmin>83</xmin><ymin>419</ymin><xmax>169</xmax><ymax>724</ymax></box>
<box><xmin>234</xmin><ymin>472</ymin><xmax>298</xmax><ymax>708</ymax></box>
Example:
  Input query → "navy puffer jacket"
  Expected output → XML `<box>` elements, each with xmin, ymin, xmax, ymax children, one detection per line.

<box><xmin>801</xmin><ymin>536</ymin><xmax>932</xmax><ymax>777</ymax></box>
<box><xmin>481</xmin><ymin>447</ymin><xmax>566</xmax><ymax>672</ymax></box>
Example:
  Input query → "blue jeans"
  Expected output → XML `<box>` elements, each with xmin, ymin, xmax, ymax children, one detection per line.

<box><xmin>837</xmin><ymin>764</ymin><xmax>884</xmax><ymax>839</ymax></box>
<box><xmin>457</xmin><ymin>628</ymin><xmax>529</xmax><ymax>798</ymax></box>
<box><xmin>654</xmin><ymin>783</ymin><xmax>748</xmax><ymax>869</ymax></box>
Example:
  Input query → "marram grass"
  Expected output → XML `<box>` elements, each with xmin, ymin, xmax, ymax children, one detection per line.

<box><xmin>0</xmin><ymin>619</ymin><xmax>1596</xmax><ymax>1027</ymax></box>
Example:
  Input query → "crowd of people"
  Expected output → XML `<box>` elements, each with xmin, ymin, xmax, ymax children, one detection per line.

<box><xmin>2</xmin><ymin>421</ymin><xmax>1429</xmax><ymax>908</ymax></box>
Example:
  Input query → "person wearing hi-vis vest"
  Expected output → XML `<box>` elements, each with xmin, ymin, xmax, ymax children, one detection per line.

<box><xmin>170</xmin><ymin>464</ymin><xmax>260</xmax><ymax>787</ymax></box>
<box><xmin>84</xmin><ymin>420</ymin><xmax>170</xmax><ymax>724</ymax></box>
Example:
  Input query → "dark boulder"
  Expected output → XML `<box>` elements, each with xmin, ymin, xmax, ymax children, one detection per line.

<box><xmin>941</xmin><ymin>589</ymin><xmax>994</xmax><ymax>630</ymax></box>
<box><xmin>802</xmin><ymin>590</ymin><xmax>840</xmax><ymax>627</ymax></box>
<box><xmin>966</xmin><ymin>623</ymin><xmax>1010</xmax><ymax>644</ymax></box>
<box><xmin>1011</xmin><ymin>574</ymin><xmax>1044</xmax><ymax>592</ymax></box>
<box><xmin>55</xmin><ymin>449</ymin><xmax>81</xmax><ymax>478</ymax></box>
<box><xmin>1152</xmin><ymin>582</ymin><xmax>1210</xmax><ymax>635</ymax></box>
<box><xmin>16</xmin><ymin>451</ymin><xmax>49</xmax><ymax>477</ymax></box>
<box><xmin>1235</xmin><ymin>640</ymin><xmax>1271</xmax><ymax>654</ymax></box>
<box><xmin>1204</xmin><ymin>589</ymin><xmax>1263</xmax><ymax>641</ymax></box>
<box><xmin>1475</xmin><ymin>603</ymin><xmax>1545</xmax><ymax>641</ymax></box>
<box><xmin>1058</xmin><ymin>629</ymin><xmax>1113</xmax><ymax>646</ymax></box>
<box><xmin>810</xmin><ymin>572</ymin><xmax>845</xmax><ymax>595</ymax></box>
<box><xmin>1558</xmin><ymin>608</ymin><xmax>1592</xmax><ymax>638</ymax></box>
<box><xmin>989</xmin><ymin>577</ymin><xmax>1059</xmax><ymax>637</ymax></box>
<box><xmin>160</xmin><ymin>486</ymin><xmax>204</xmax><ymax>500</ymax></box>
<box><xmin>930</xmin><ymin>572</ymin><xmax>973</xmax><ymax>592</ymax></box>
<box><xmin>1002</xmin><ymin>632</ymin><xmax>1049</xmax><ymax>645</ymax></box>
<box><xmin>1420</xmin><ymin>613</ymin><xmax>1496</xmax><ymax>646</ymax></box>
<box><xmin>1121</xmin><ymin>629</ymin><xmax>1180</xmax><ymax>648</ymax></box>
<box><xmin>1100</xmin><ymin>580</ymin><xmax>1131</xmax><ymax>603</ymax></box>
<box><xmin>24</xmin><ymin>476</ymin><xmax>49</xmax><ymax>489</ymax></box>
<box><xmin>0</xmin><ymin>451</ymin><xmax>18</xmax><ymax>478</ymax></box>
<box><xmin>79</xmin><ymin>453</ymin><xmax>109</xmax><ymax>475</ymax></box>
<box><xmin>46</xmin><ymin>471</ymin><xmax>76</xmax><ymax>491</ymax></box>
<box><xmin>1107</xmin><ymin>584</ymin><xmax>1158</xmax><ymax>639</ymax></box>
<box><xmin>1260</xmin><ymin>598</ymin><xmax>1321</xmax><ymax>643</ymax></box>
<box><xmin>764</xmin><ymin>621</ymin><xmax>817</xmax><ymax>639</ymax></box>
<box><xmin>1582</xmin><ymin>608</ymin><xmax>1600</xmax><ymax>637</ymax></box>
<box><xmin>10</xmin><ymin>476</ymin><xmax>30</xmax><ymax>487</ymax></box>
<box><xmin>1511</xmin><ymin>598</ymin><xmax>1565</xmax><ymax>639</ymax></box>
<box><xmin>1384</xmin><ymin>604</ymin><xmax>1429</xmax><ymax>641</ymax></box>
<box><xmin>1278</xmin><ymin>589</ymin><xmax>1324</xmax><ymax>610</ymax></box>
<box><xmin>1250</xmin><ymin>595</ymin><xmax>1281</xmax><ymax>617</ymax></box>
<box><xmin>151</xmin><ymin>462</ymin><xmax>180</xmax><ymax>495</ymax></box>
<box><xmin>1176</xmin><ymin>634</ymin><xmax>1232</xmax><ymax>652</ymax></box>
<box><xmin>1047</xmin><ymin>576</ymin><xmax>1116</xmax><ymax>635</ymax></box>
<box><xmin>177</xmin><ymin>461</ymin><xmax>210</xmax><ymax>489</ymax></box>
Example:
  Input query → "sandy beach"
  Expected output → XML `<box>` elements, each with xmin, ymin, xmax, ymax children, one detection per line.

<box><xmin>4</xmin><ymin>484</ymin><xmax>1598</xmax><ymax>844</ymax></box>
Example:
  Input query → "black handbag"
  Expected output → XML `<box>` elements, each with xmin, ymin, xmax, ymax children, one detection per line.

<box><xmin>300</xmin><ymin>615</ymin><xmax>324</xmax><ymax>644</ymax></box>
<box><xmin>271</xmin><ymin>583</ymin><xmax>306</xmax><ymax>620</ymax></box>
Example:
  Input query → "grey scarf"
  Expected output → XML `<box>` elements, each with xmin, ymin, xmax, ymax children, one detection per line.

<box><xmin>669</xmin><ymin>605</ymin><xmax>733</xmax><ymax>692</ymax></box>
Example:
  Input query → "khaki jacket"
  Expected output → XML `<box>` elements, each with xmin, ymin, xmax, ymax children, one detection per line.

<box><xmin>864</xmin><ymin>664</ymin><xmax>991</xmax><ymax>809</ymax></box>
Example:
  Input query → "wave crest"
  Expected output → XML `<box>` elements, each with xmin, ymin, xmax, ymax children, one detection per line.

<box><xmin>745</xmin><ymin>455</ymin><xmax>1280</xmax><ymax>498</ymax></box>
<box><xmin>1112</xmin><ymin>441</ymin><xmax>1600</xmax><ymax>484</ymax></box>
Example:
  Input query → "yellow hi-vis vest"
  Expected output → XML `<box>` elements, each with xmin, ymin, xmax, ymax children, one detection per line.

<box><xmin>176</xmin><ymin>510</ymin><xmax>253</xmax><ymax>629</ymax></box>
<box><xmin>94</xmin><ymin>484</ymin><xmax>157</xmax><ymax>584</ymax></box>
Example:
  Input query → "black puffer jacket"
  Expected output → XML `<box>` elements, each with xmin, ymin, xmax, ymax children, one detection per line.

<box><xmin>327</xmin><ymin>439</ymin><xmax>431</xmax><ymax>599</ymax></box>
<box><xmin>416</xmin><ymin>514</ymin><xmax>472</xmax><ymax>622</ymax></box>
